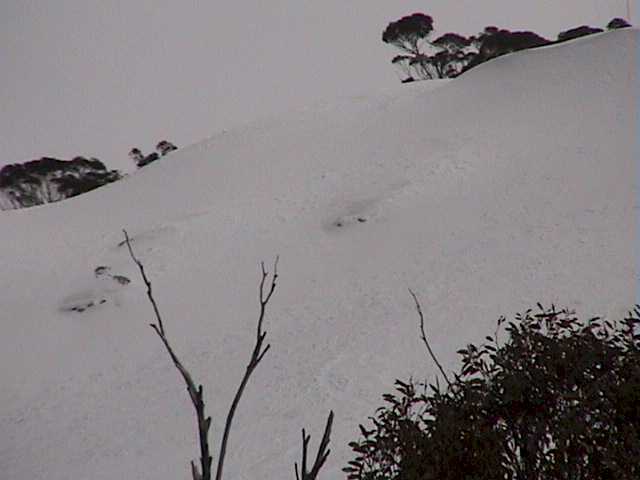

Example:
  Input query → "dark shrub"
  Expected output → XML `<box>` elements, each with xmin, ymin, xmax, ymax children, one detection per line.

<box><xmin>477</xmin><ymin>30</ymin><xmax>550</xmax><ymax>60</ymax></box>
<box><xmin>557</xmin><ymin>25</ymin><xmax>604</xmax><ymax>42</ymax></box>
<box><xmin>156</xmin><ymin>140</ymin><xmax>178</xmax><ymax>156</ymax></box>
<box><xmin>346</xmin><ymin>305</ymin><xmax>640</xmax><ymax>480</ymax></box>
<box><xmin>607</xmin><ymin>18</ymin><xmax>632</xmax><ymax>30</ymax></box>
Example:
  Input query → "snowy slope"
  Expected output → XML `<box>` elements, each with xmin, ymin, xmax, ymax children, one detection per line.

<box><xmin>1</xmin><ymin>29</ymin><xmax>637</xmax><ymax>480</ymax></box>
<box><xmin>2</xmin><ymin>0</ymin><xmax>631</xmax><ymax>171</ymax></box>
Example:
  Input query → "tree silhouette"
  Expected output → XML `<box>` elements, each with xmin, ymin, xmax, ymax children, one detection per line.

<box><xmin>382</xmin><ymin>14</ymin><xmax>480</xmax><ymax>81</ymax></box>
<box><xmin>382</xmin><ymin>14</ymin><xmax>556</xmax><ymax>82</ymax></box>
<box><xmin>382</xmin><ymin>13</ymin><xmax>434</xmax><ymax>55</ymax></box>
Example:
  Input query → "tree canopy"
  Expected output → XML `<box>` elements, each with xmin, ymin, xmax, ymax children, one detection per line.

<box><xmin>382</xmin><ymin>13</ymin><xmax>632</xmax><ymax>82</ymax></box>
<box><xmin>382</xmin><ymin>13</ymin><xmax>434</xmax><ymax>55</ymax></box>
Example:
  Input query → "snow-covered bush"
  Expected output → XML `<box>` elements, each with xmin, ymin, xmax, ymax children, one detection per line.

<box><xmin>345</xmin><ymin>305</ymin><xmax>640</xmax><ymax>480</ymax></box>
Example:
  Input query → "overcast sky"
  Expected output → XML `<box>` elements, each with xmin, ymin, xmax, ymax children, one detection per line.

<box><xmin>1</xmin><ymin>0</ymin><xmax>635</xmax><ymax>171</ymax></box>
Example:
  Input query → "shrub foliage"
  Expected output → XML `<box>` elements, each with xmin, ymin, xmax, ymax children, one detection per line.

<box><xmin>345</xmin><ymin>305</ymin><xmax>640</xmax><ymax>480</ymax></box>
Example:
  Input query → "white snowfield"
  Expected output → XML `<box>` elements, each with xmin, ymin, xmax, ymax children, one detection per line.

<box><xmin>1</xmin><ymin>29</ymin><xmax>637</xmax><ymax>480</ymax></box>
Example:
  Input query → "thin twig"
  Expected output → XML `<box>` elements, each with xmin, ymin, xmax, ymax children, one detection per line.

<box><xmin>295</xmin><ymin>411</ymin><xmax>334</xmax><ymax>480</ymax></box>
<box><xmin>408</xmin><ymin>289</ymin><xmax>452</xmax><ymax>388</ymax></box>
<box><xmin>214</xmin><ymin>256</ymin><xmax>279</xmax><ymax>480</ymax></box>
<box><xmin>123</xmin><ymin>229</ymin><xmax>213</xmax><ymax>480</ymax></box>
<box><xmin>123</xmin><ymin>229</ymin><xmax>166</xmax><ymax>335</ymax></box>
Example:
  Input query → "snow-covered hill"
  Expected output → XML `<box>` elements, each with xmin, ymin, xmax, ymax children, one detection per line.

<box><xmin>1</xmin><ymin>29</ymin><xmax>637</xmax><ymax>480</ymax></box>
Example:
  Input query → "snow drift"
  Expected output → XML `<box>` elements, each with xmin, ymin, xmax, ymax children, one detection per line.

<box><xmin>1</xmin><ymin>29</ymin><xmax>637</xmax><ymax>480</ymax></box>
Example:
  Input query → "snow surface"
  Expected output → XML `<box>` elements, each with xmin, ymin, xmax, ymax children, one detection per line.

<box><xmin>1</xmin><ymin>29</ymin><xmax>638</xmax><ymax>480</ymax></box>
<box><xmin>1</xmin><ymin>0</ymin><xmax>634</xmax><ymax>171</ymax></box>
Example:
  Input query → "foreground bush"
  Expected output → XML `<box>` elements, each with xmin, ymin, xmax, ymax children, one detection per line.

<box><xmin>345</xmin><ymin>304</ymin><xmax>640</xmax><ymax>480</ymax></box>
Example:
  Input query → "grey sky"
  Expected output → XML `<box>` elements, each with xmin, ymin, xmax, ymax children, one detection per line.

<box><xmin>1</xmin><ymin>0</ymin><xmax>634</xmax><ymax>171</ymax></box>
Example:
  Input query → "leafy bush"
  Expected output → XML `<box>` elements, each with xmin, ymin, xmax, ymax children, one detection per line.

<box><xmin>345</xmin><ymin>305</ymin><xmax>640</xmax><ymax>480</ymax></box>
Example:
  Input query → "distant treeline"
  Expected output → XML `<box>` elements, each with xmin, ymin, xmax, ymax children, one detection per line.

<box><xmin>1</xmin><ymin>140</ymin><xmax>178</xmax><ymax>210</ymax></box>
<box><xmin>0</xmin><ymin>156</ymin><xmax>121</xmax><ymax>210</ymax></box>
<box><xmin>382</xmin><ymin>15</ymin><xmax>632</xmax><ymax>82</ymax></box>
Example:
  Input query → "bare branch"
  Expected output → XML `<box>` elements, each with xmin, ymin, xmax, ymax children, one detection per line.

<box><xmin>214</xmin><ymin>257</ymin><xmax>278</xmax><ymax>480</ymax></box>
<box><xmin>123</xmin><ymin>229</ymin><xmax>166</xmax><ymax>335</ymax></box>
<box><xmin>294</xmin><ymin>411</ymin><xmax>334</xmax><ymax>480</ymax></box>
<box><xmin>123</xmin><ymin>229</ymin><xmax>213</xmax><ymax>480</ymax></box>
<box><xmin>408</xmin><ymin>289</ymin><xmax>452</xmax><ymax>387</ymax></box>
<box><xmin>124</xmin><ymin>232</ymin><xmax>305</xmax><ymax>480</ymax></box>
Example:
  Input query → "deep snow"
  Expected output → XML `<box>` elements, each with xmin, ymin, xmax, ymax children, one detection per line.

<box><xmin>1</xmin><ymin>29</ymin><xmax>638</xmax><ymax>480</ymax></box>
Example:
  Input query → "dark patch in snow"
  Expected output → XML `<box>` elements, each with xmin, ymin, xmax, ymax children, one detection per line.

<box><xmin>94</xmin><ymin>265</ymin><xmax>111</xmax><ymax>277</ymax></box>
<box><xmin>112</xmin><ymin>275</ymin><xmax>131</xmax><ymax>285</ymax></box>
<box><xmin>326</xmin><ymin>213</ymin><xmax>371</xmax><ymax>231</ymax></box>
<box><xmin>59</xmin><ymin>266</ymin><xmax>131</xmax><ymax>314</ymax></box>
